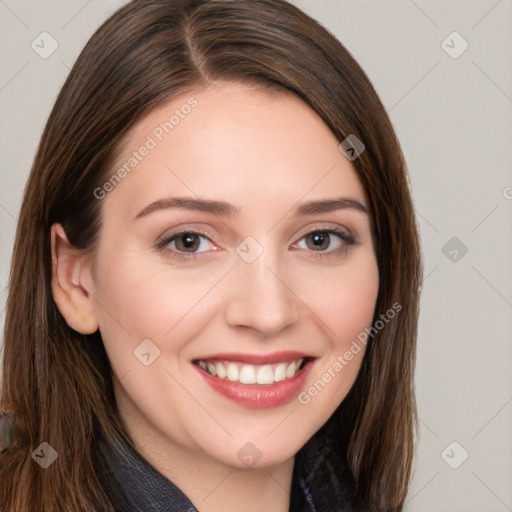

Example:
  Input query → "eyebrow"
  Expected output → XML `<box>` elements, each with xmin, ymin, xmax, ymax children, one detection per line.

<box><xmin>134</xmin><ymin>197</ymin><xmax>239</xmax><ymax>220</ymax></box>
<box><xmin>296</xmin><ymin>198</ymin><xmax>367</xmax><ymax>215</ymax></box>
<box><xmin>133</xmin><ymin>196</ymin><xmax>367</xmax><ymax>220</ymax></box>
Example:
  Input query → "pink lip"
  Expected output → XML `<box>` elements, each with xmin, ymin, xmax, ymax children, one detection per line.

<box><xmin>193</xmin><ymin>358</ymin><xmax>315</xmax><ymax>410</ymax></box>
<box><xmin>193</xmin><ymin>350</ymin><xmax>311</xmax><ymax>365</ymax></box>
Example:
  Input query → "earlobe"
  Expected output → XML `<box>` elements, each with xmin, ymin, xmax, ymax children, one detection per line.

<box><xmin>50</xmin><ymin>223</ymin><xmax>99</xmax><ymax>335</ymax></box>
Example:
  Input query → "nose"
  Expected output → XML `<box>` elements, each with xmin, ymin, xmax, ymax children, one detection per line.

<box><xmin>224</xmin><ymin>252</ymin><xmax>300</xmax><ymax>337</ymax></box>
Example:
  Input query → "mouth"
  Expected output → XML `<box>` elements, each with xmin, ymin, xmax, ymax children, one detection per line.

<box><xmin>193</xmin><ymin>357</ymin><xmax>311</xmax><ymax>385</ymax></box>
<box><xmin>192</xmin><ymin>352</ymin><xmax>316</xmax><ymax>409</ymax></box>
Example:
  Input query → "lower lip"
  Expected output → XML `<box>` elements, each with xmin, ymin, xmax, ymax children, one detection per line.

<box><xmin>194</xmin><ymin>361</ymin><xmax>315</xmax><ymax>410</ymax></box>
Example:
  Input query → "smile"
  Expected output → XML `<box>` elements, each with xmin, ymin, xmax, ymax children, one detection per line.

<box><xmin>195</xmin><ymin>358</ymin><xmax>305</xmax><ymax>385</ymax></box>
<box><xmin>192</xmin><ymin>352</ymin><xmax>316</xmax><ymax>409</ymax></box>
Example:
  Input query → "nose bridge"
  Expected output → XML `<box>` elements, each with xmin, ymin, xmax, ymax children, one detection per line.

<box><xmin>224</xmin><ymin>241</ymin><xmax>300</xmax><ymax>335</ymax></box>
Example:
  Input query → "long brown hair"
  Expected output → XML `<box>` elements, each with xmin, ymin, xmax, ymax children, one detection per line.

<box><xmin>0</xmin><ymin>0</ymin><xmax>422</xmax><ymax>510</ymax></box>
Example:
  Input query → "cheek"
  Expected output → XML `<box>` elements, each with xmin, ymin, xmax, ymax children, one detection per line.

<box><xmin>91</xmin><ymin>253</ymin><xmax>226</xmax><ymax>368</ymax></box>
<box><xmin>300</xmin><ymin>252</ymin><xmax>379</xmax><ymax>343</ymax></box>
<box><xmin>294</xmin><ymin>256</ymin><xmax>378</xmax><ymax>425</ymax></box>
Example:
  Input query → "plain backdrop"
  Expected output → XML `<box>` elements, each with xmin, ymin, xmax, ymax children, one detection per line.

<box><xmin>0</xmin><ymin>1</ymin><xmax>511</xmax><ymax>511</ymax></box>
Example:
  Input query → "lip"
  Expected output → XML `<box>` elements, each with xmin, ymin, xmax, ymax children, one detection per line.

<box><xmin>193</xmin><ymin>356</ymin><xmax>316</xmax><ymax>410</ymax></box>
<box><xmin>193</xmin><ymin>350</ymin><xmax>311</xmax><ymax>365</ymax></box>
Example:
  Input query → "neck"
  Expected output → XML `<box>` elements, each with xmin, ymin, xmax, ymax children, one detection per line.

<box><xmin>114</xmin><ymin>380</ymin><xmax>294</xmax><ymax>512</ymax></box>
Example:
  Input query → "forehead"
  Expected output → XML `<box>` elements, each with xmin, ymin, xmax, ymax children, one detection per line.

<box><xmin>104</xmin><ymin>82</ymin><xmax>367</xmax><ymax>218</ymax></box>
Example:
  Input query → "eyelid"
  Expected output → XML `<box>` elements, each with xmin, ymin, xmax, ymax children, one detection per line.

<box><xmin>293</xmin><ymin>223</ymin><xmax>355</xmax><ymax>243</ymax></box>
<box><xmin>155</xmin><ymin>226</ymin><xmax>220</xmax><ymax>251</ymax></box>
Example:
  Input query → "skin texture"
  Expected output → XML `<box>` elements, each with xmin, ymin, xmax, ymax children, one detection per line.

<box><xmin>51</xmin><ymin>82</ymin><xmax>379</xmax><ymax>512</ymax></box>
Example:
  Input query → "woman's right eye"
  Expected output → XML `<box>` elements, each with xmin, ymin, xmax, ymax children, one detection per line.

<box><xmin>156</xmin><ymin>231</ymin><xmax>216</xmax><ymax>261</ymax></box>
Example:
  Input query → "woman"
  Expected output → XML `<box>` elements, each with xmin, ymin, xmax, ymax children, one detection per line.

<box><xmin>0</xmin><ymin>0</ymin><xmax>422</xmax><ymax>510</ymax></box>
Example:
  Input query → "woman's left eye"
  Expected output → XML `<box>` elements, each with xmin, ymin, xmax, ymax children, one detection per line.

<box><xmin>292</xmin><ymin>229</ymin><xmax>355</xmax><ymax>255</ymax></box>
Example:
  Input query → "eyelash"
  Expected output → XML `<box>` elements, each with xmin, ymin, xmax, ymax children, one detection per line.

<box><xmin>155</xmin><ymin>227</ymin><xmax>356</xmax><ymax>262</ymax></box>
<box><xmin>155</xmin><ymin>229</ymin><xmax>218</xmax><ymax>262</ymax></box>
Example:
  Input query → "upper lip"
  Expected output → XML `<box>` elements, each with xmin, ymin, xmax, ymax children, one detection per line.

<box><xmin>193</xmin><ymin>350</ymin><xmax>314</xmax><ymax>365</ymax></box>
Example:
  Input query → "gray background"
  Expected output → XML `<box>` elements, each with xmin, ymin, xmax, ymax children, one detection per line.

<box><xmin>1</xmin><ymin>1</ymin><xmax>511</xmax><ymax>510</ymax></box>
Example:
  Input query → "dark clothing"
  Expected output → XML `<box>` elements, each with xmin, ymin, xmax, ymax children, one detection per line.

<box><xmin>97</xmin><ymin>426</ymin><xmax>358</xmax><ymax>512</ymax></box>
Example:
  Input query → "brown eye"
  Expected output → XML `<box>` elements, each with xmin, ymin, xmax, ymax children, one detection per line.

<box><xmin>174</xmin><ymin>233</ymin><xmax>201</xmax><ymax>252</ymax></box>
<box><xmin>156</xmin><ymin>231</ymin><xmax>215</xmax><ymax>257</ymax></box>
<box><xmin>305</xmin><ymin>231</ymin><xmax>331</xmax><ymax>251</ymax></box>
<box><xmin>291</xmin><ymin>228</ymin><xmax>355</xmax><ymax>259</ymax></box>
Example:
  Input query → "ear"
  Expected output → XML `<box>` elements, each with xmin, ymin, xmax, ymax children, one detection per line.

<box><xmin>50</xmin><ymin>223</ymin><xmax>99</xmax><ymax>334</ymax></box>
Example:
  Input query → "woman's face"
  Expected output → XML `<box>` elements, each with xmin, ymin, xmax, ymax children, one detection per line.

<box><xmin>85</xmin><ymin>82</ymin><xmax>379</xmax><ymax>468</ymax></box>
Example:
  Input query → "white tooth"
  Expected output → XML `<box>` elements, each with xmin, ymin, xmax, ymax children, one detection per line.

<box><xmin>296</xmin><ymin>358</ymin><xmax>303</xmax><ymax>371</ymax></box>
<box><xmin>256</xmin><ymin>365</ymin><xmax>274</xmax><ymax>385</ymax></box>
<box><xmin>207</xmin><ymin>362</ymin><xmax>217</xmax><ymax>376</ymax></box>
<box><xmin>286</xmin><ymin>361</ymin><xmax>296</xmax><ymax>378</ymax></box>
<box><xmin>198</xmin><ymin>360</ymin><xmax>207</xmax><ymax>371</ymax></box>
<box><xmin>227</xmin><ymin>362</ymin><xmax>239</xmax><ymax>381</ymax></box>
<box><xmin>274</xmin><ymin>363</ymin><xmax>287</xmax><ymax>382</ymax></box>
<box><xmin>215</xmin><ymin>362</ymin><xmax>227</xmax><ymax>379</ymax></box>
<box><xmin>239</xmin><ymin>365</ymin><xmax>257</xmax><ymax>384</ymax></box>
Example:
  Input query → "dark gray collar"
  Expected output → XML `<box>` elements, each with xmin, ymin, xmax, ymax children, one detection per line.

<box><xmin>98</xmin><ymin>427</ymin><xmax>357</xmax><ymax>512</ymax></box>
